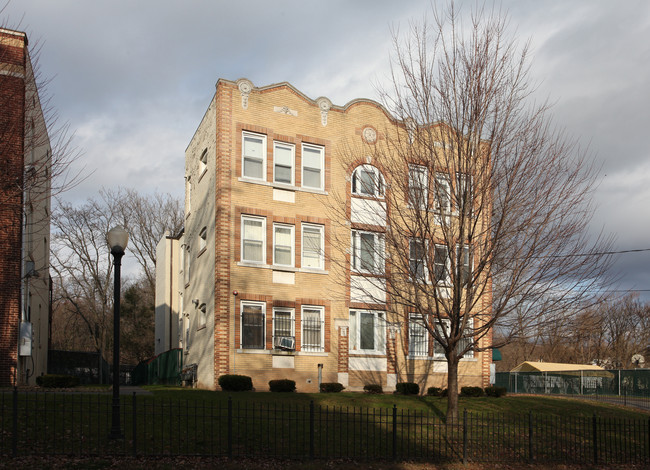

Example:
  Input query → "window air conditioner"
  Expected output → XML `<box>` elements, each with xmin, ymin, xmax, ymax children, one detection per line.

<box><xmin>274</xmin><ymin>336</ymin><xmax>295</xmax><ymax>351</ymax></box>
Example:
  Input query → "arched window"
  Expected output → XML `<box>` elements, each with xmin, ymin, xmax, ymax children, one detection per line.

<box><xmin>351</xmin><ymin>164</ymin><xmax>384</xmax><ymax>197</ymax></box>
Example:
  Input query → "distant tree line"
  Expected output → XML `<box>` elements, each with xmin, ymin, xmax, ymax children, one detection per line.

<box><xmin>495</xmin><ymin>294</ymin><xmax>650</xmax><ymax>371</ymax></box>
<box><xmin>50</xmin><ymin>188</ymin><xmax>183</xmax><ymax>366</ymax></box>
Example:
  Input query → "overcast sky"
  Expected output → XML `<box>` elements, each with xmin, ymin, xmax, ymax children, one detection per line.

<box><xmin>3</xmin><ymin>0</ymin><xmax>650</xmax><ymax>299</ymax></box>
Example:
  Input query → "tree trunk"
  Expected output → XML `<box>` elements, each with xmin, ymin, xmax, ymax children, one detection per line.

<box><xmin>446</xmin><ymin>352</ymin><xmax>460</xmax><ymax>424</ymax></box>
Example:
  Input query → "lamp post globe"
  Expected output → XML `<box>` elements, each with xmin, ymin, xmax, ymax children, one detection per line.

<box><xmin>108</xmin><ymin>225</ymin><xmax>128</xmax><ymax>439</ymax></box>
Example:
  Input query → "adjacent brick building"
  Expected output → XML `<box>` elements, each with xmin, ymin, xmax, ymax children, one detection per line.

<box><xmin>0</xmin><ymin>28</ymin><xmax>52</xmax><ymax>386</ymax></box>
<box><xmin>155</xmin><ymin>78</ymin><xmax>492</xmax><ymax>392</ymax></box>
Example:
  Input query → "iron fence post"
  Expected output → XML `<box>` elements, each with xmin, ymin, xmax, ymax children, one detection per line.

<box><xmin>12</xmin><ymin>387</ymin><xmax>17</xmax><ymax>458</ymax></box>
<box><xmin>228</xmin><ymin>396</ymin><xmax>233</xmax><ymax>458</ymax></box>
<box><xmin>132</xmin><ymin>392</ymin><xmax>137</xmax><ymax>457</ymax></box>
<box><xmin>463</xmin><ymin>409</ymin><xmax>468</xmax><ymax>465</ymax></box>
<box><xmin>528</xmin><ymin>410</ymin><xmax>533</xmax><ymax>463</ymax></box>
<box><xmin>592</xmin><ymin>413</ymin><xmax>598</xmax><ymax>464</ymax></box>
<box><xmin>309</xmin><ymin>400</ymin><xmax>315</xmax><ymax>459</ymax></box>
<box><xmin>392</xmin><ymin>404</ymin><xmax>397</xmax><ymax>461</ymax></box>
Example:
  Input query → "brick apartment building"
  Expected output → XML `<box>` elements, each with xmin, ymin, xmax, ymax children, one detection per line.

<box><xmin>0</xmin><ymin>28</ymin><xmax>52</xmax><ymax>386</ymax></box>
<box><xmin>155</xmin><ymin>78</ymin><xmax>492</xmax><ymax>392</ymax></box>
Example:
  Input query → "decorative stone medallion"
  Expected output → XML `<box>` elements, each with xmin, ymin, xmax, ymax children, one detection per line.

<box><xmin>362</xmin><ymin>126</ymin><xmax>377</xmax><ymax>144</ymax></box>
<box><xmin>316</xmin><ymin>97</ymin><xmax>332</xmax><ymax>126</ymax></box>
<box><xmin>236</xmin><ymin>78</ymin><xmax>253</xmax><ymax>109</ymax></box>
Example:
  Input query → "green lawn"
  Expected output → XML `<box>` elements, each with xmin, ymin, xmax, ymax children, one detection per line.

<box><xmin>2</xmin><ymin>387</ymin><xmax>649</xmax><ymax>463</ymax></box>
<box><xmin>140</xmin><ymin>386</ymin><xmax>648</xmax><ymax>421</ymax></box>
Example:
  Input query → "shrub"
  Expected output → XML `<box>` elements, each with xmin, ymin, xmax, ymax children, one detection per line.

<box><xmin>484</xmin><ymin>386</ymin><xmax>507</xmax><ymax>398</ymax></box>
<box><xmin>269</xmin><ymin>379</ymin><xmax>296</xmax><ymax>392</ymax></box>
<box><xmin>363</xmin><ymin>384</ymin><xmax>383</xmax><ymax>394</ymax></box>
<box><xmin>320</xmin><ymin>382</ymin><xmax>344</xmax><ymax>393</ymax></box>
<box><xmin>427</xmin><ymin>386</ymin><xmax>443</xmax><ymax>397</ymax></box>
<box><xmin>460</xmin><ymin>386</ymin><xmax>484</xmax><ymax>397</ymax></box>
<box><xmin>218</xmin><ymin>374</ymin><xmax>253</xmax><ymax>392</ymax></box>
<box><xmin>396</xmin><ymin>382</ymin><xmax>419</xmax><ymax>395</ymax></box>
<box><xmin>36</xmin><ymin>374</ymin><xmax>80</xmax><ymax>388</ymax></box>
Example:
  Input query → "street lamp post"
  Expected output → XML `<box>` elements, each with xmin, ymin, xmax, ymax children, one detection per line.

<box><xmin>107</xmin><ymin>226</ymin><xmax>128</xmax><ymax>439</ymax></box>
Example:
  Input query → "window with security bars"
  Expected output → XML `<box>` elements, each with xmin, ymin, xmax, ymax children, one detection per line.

<box><xmin>433</xmin><ymin>319</ymin><xmax>474</xmax><ymax>358</ymax></box>
<box><xmin>241</xmin><ymin>302</ymin><xmax>265</xmax><ymax>349</ymax></box>
<box><xmin>273</xmin><ymin>309</ymin><xmax>294</xmax><ymax>348</ymax></box>
<box><xmin>301</xmin><ymin>306</ymin><xmax>324</xmax><ymax>352</ymax></box>
<box><xmin>408</xmin><ymin>314</ymin><xmax>428</xmax><ymax>356</ymax></box>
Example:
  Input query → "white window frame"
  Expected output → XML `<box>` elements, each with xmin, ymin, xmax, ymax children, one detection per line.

<box><xmin>301</xmin><ymin>143</ymin><xmax>324</xmax><ymax>190</ymax></box>
<box><xmin>433</xmin><ymin>318</ymin><xmax>474</xmax><ymax>359</ymax></box>
<box><xmin>351</xmin><ymin>230</ymin><xmax>384</xmax><ymax>274</ymax></box>
<box><xmin>458</xmin><ymin>244</ymin><xmax>471</xmax><ymax>286</ymax></box>
<box><xmin>240</xmin><ymin>300</ymin><xmax>266</xmax><ymax>350</ymax></box>
<box><xmin>273</xmin><ymin>223</ymin><xmax>295</xmax><ymax>267</ymax></box>
<box><xmin>273</xmin><ymin>141</ymin><xmax>295</xmax><ymax>185</ymax></box>
<box><xmin>349</xmin><ymin>309</ymin><xmax>386</xmax><ymax>354</ymax></box>
<box><xmin>272</xmin><ymin>307</ymin><xmax>295</xmax><ymax>348</ymax></box>
<box><xmin>301</xmin><ymin>305</ymin><xmax>325</xmax><ymax>352</ymax></box>
<box><xmin>434</xmin><ymin>244</ymin><xmax>450</xmax><ymax>285</ymax></box>
<box><xmin>199</xmin><ymin>226</ymin><xmax>207</xmax><ymax>252</ymax></box>
<box><xmin>352</xmin><ymin>164</ymin><xmax>384</xmax><ymax>198</ymax></box>
<box><xmin>408</xmin><ymin>164</ymin><xmax>428</xmax><ymax>209</ymax></box>
<box><xmin>409</xmin><ymin>238</ymin><xmax>428</xmax><ymax>282</ymax></box>
<box><xmin>434</xmin><ymin>173</ymin><xmax>451</xmax><ymax>214</ymax></box>
<box><xmin>408</xmin><ymin>313</ymin><xmax>428</xmax><ymax>357</ymax></box>
<box><xmin>242</xmin><ymin>131</ymin><xmax>267</xmax><ymax>180</ymax></box>
<box><xmin>301</xmin><ymin>223</ymin><xmax>324</xmax><ymax>270</ymax></box>
<box><xmin>241</xmin><ymin>215</ymin><xmax>266</xmax><ymax>264</ymax></box>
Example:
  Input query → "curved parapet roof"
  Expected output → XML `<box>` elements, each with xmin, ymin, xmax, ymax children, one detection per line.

<box><xmin>216</xmin><ymin>77</ymin><xmax>408</xmax><ymax>125</ymax></box>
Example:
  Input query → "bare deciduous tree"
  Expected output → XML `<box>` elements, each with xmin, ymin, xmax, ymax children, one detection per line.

<box><xmin>51</xmin><ymin>189</ymin><xmax>183</xmax><ymax>367</ymax></box>
<box><xmin>328</xmin><ymin>4</ymin><xmax>613</xmax><ymax>421</ymax></box>
<box><xmin>1</xmin><ymin>10</ymin><xmax>83</xmax><ymax>230</ymax></box>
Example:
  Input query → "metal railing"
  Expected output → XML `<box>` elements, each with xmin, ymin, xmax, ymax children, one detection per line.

<box><xmin>1</xmin><ymin>389</ymin><xmax>649</xmax><ymax>464</ymax></box>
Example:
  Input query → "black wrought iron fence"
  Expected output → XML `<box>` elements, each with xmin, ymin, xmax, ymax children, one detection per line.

<box><xmin>1</xmin><ymin>389</ymin><xmax>649</xmax><ymax>464</ymax></box>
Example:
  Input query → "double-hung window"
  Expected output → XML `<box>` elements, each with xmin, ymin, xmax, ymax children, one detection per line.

<box><xmin>408</xmin><ymin>164</ymin><xmax>428</xmax><ymax>209</ymax></box>
<box><xmin>241</xmin><ymin>215</ymin><xmax>266</xmax><ymax>263</ymax></box>
<box><xmin>409</xmin><ymin>238</ymin><xmax>427</xmax><ymax>282</ymax></box>
<box><xmin>273</xmin><ymin>223</ymin><xmax>294</xmax><ymax>267</ymax></box>
<box><xmin>302</xmin><ymin>223</ymin><xmax>324</xmax><ymax>269</ymax></box>
<box><xmin>434</xmin><ymin>173</ymin><xmax>451</xmax><ymax>213</ymax></box>
<box><xmin>459</xmin><ymin>245</ymin><xmax>471</xmax><ymax>286</ymax></box>
<box><xmin>408</xmin><ymin>314</ymin><xmax>428</xmax><ymax>356</ymax></box>
<box><xmin>433</xmin><ymin>318</ymin><xmax>474</xmax><ymax>358</ymax></box>
<box><xmin>273</xmin><ymin>308</ymin><xmax>295</xmax><ymax>349</ymax></box>
<box><xmin>301</xmin><ymin>306</ymin><xmax>324</xmax><ymax>352</ymax></box>
<box><xmin>241</xmin><ymin>301</ymin><xmax>265</xmax><ymax>349</ymax></box>
<box><xmin>352</xmin><ymin>164</ymin><xmax>383</xmax><ymax>197</ymax></box>
<box><xmin>274</xmin><ymin>142</ymin><xmax>294</xmax><ymax>185</ymax></box>
<box><xmin>349</xmin><ymin>310</ymin><xmax>385</xmax><ymax>354</ymax></box>
<box><xmin>302</xmin><ymin>144</ymin><xmax>324</xmax><ymax>190</ymax></box>
<box><xmin>242</xmin><ymin>132</ymin><xmax>266</xmax><ymax>180</ymax></box>
<box><xmin>352</xmin><ymin>230</ymin><xmax>384</xmax><ymax>274</ymax></box>
<box><xmin>434</xmin><ymin>244</ymin><xmax>449</xmax><ymax>284</ymax></box>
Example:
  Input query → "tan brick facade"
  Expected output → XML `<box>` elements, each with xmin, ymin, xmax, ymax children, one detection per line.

<box><xmin>157</xmin><ymin>78</ymin><xmax>492</xmax><ymax>393</ymax></box>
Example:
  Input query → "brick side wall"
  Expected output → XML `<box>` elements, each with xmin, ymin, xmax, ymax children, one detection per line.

<box><xmin>214</xmin><ymin>85</ymin><xmax>234</xmax><ymax>384</ymax></box>
<box><xmin>0</xmin><ymin>30</ymin><xmax>26</xmax><ymax>386</ymax></box>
